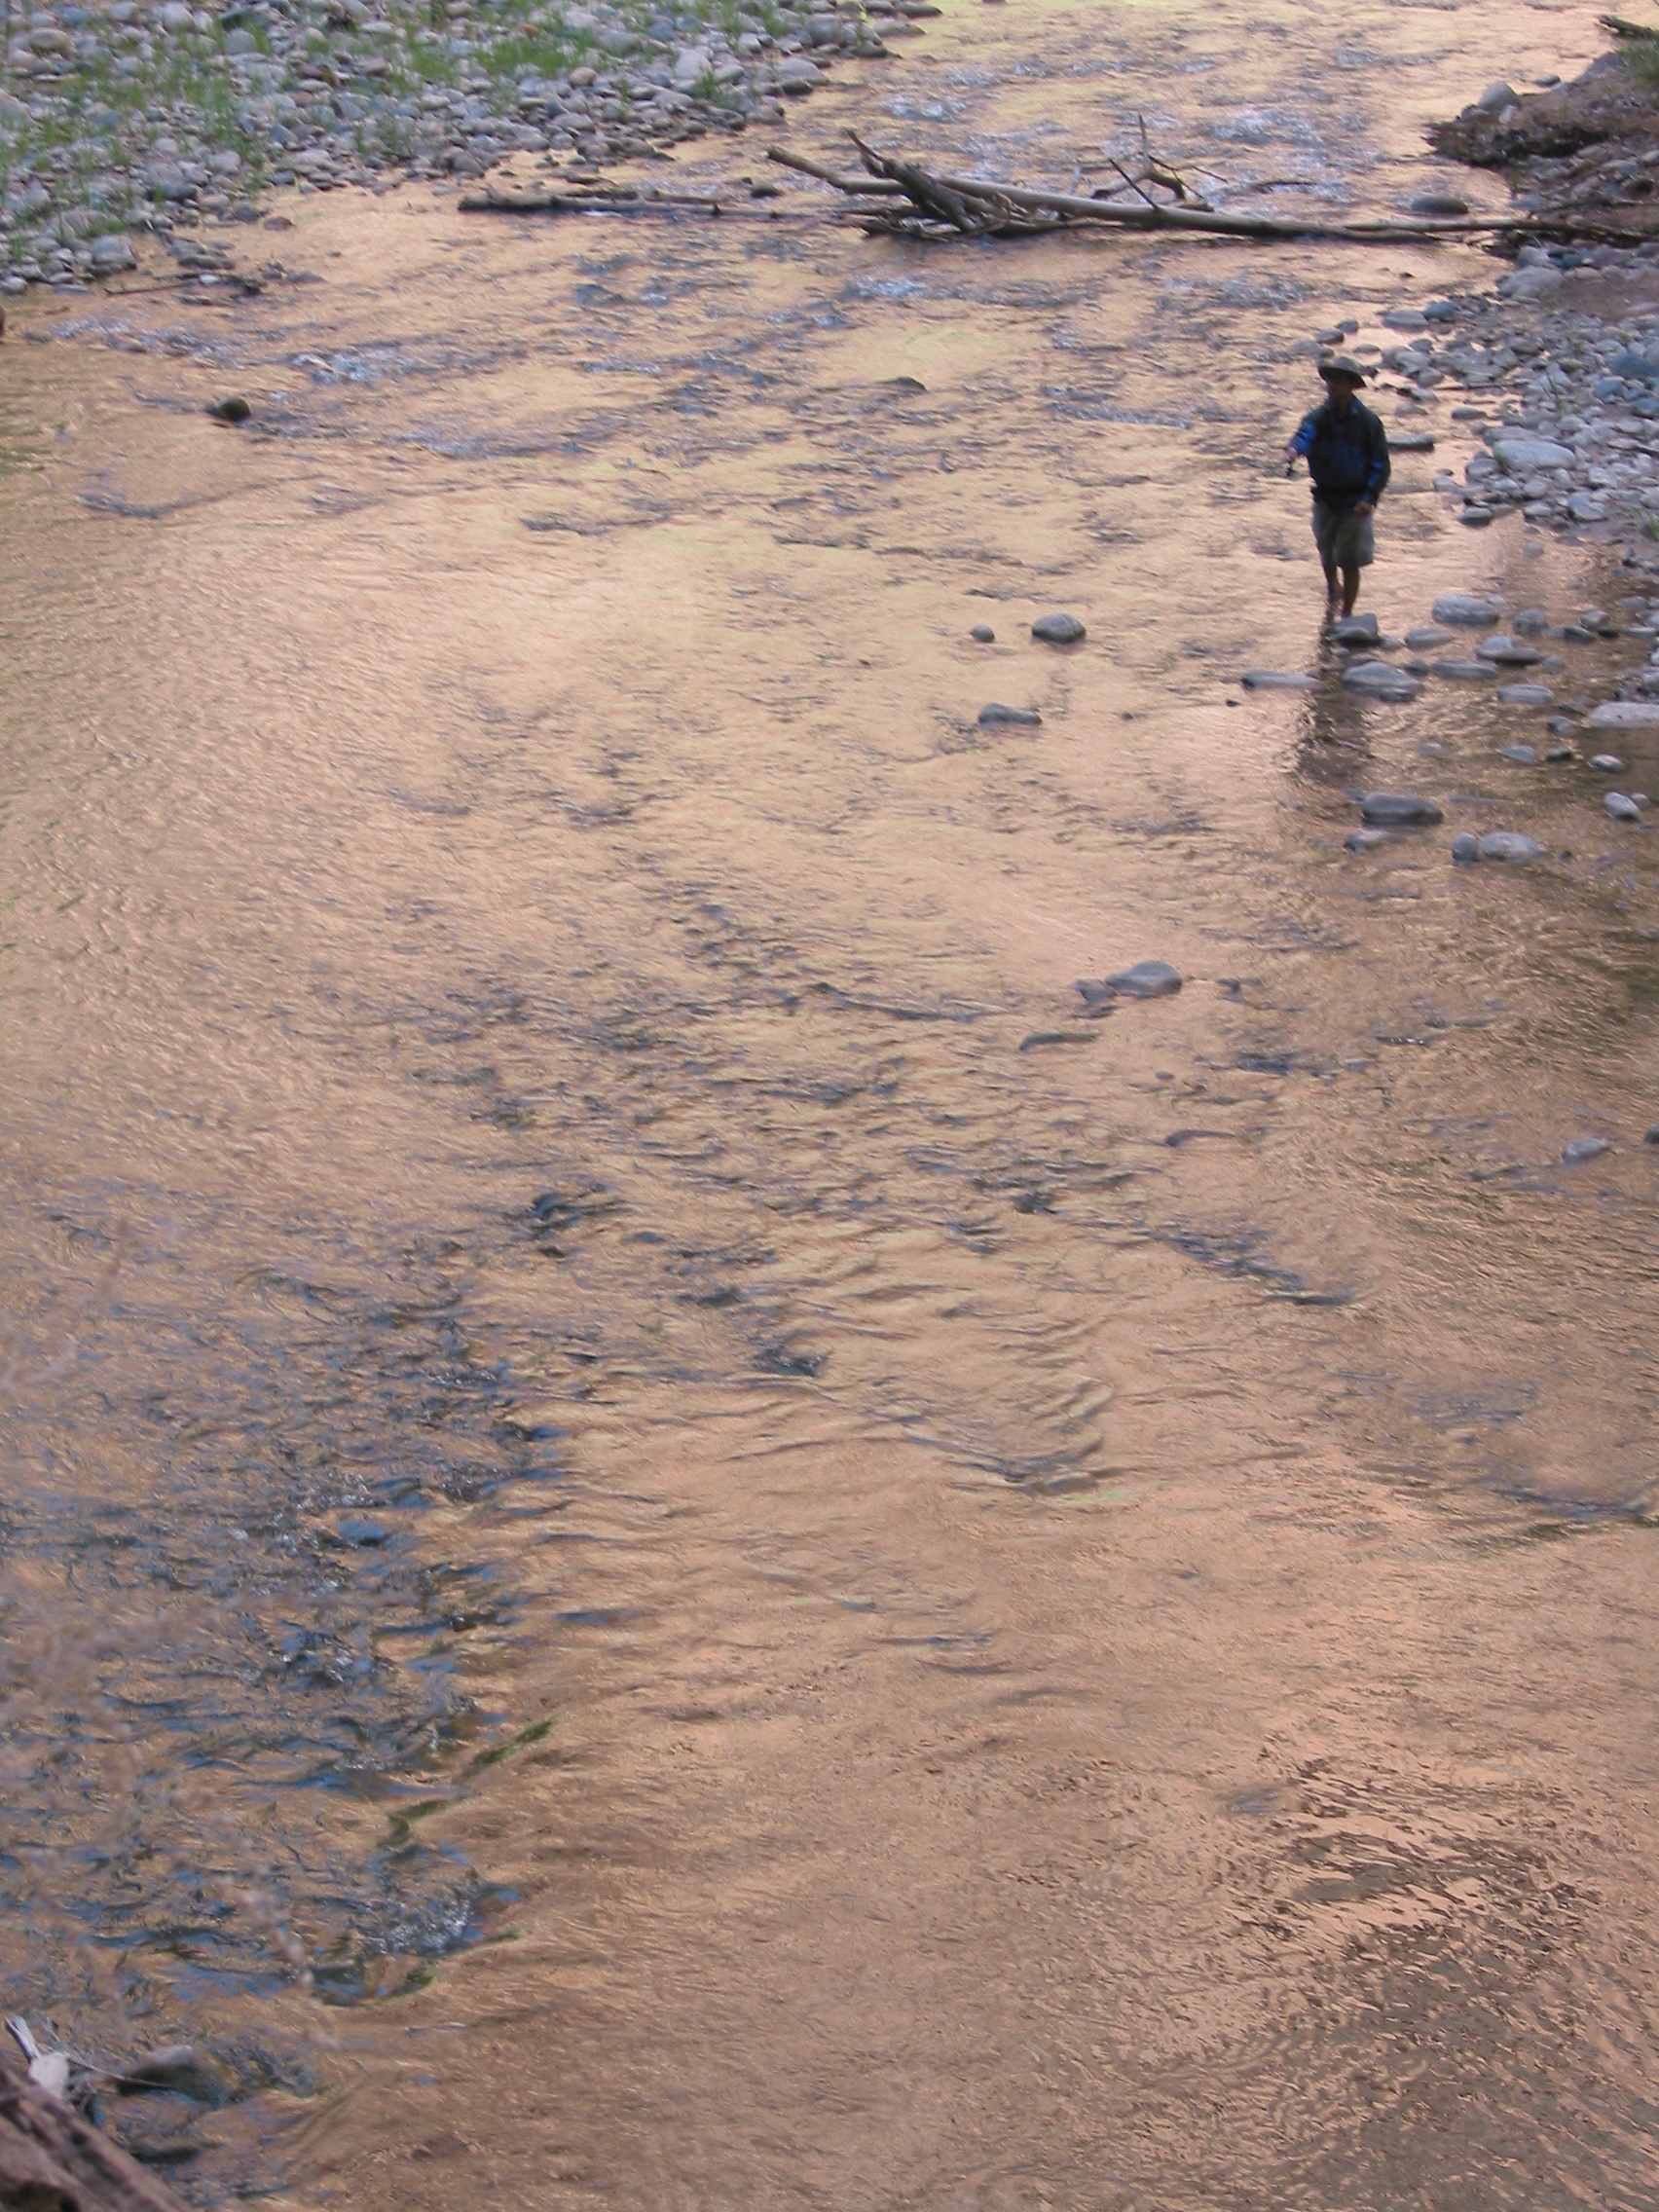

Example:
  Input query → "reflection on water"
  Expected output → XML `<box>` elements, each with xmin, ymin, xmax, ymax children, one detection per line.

<box><xmin>4</xmin><ymin>0</ymin><xmax>1659</xmax><ymax>2204</ymax></box>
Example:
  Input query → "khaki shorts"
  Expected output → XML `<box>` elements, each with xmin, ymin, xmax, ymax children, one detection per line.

<box><xmin>1312</xmin><ymin>499</ymin><xmax>1375</xmax><ymax>571</ymax></box>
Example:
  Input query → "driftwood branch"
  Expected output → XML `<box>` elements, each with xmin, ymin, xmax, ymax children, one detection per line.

<box><xmin>0</xmin><ymin>2049</ymin><xmax>191</xmax><ymax>2212</ymax></box>
<box><xmin>770</xmin><ymin>135</ymin><xmax>1545</xmax><ymax>242</ymax></box>
<box><xmin>461</xmin><ymin>182</ymin><xmax>743</xmax><ymax>216</ymax></box>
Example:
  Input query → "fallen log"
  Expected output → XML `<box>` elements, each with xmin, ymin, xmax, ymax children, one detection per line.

<box><xmin>790</xmin><ymin>132</ymin><xmax>1547</xmax><ymax>242</ymax></box>
<box><xmin>0</xmin><ymin>2048</ymin><xmax>190</xmax><ymax>2212</ymax></box>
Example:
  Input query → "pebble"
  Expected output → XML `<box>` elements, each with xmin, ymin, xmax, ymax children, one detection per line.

<box><xmin>1562</xmin><ymin>1136</ymin><xmax>1611</xmax><ymax>1163</ymax></box>
<box><xmin>1476</xmin><ymin>636</ymin><xmax>1542</xmax><ymax>665</ymax></box>
<box><xmin>970</xmin><ymin>624</ymin><xmax>995</xmax><ymax>644</ymax></box>
<box><xmin>1492</xmin><ymin>434</ymin><xmax>1574</xmax><ymax>471</ymax></box>
<box><xmin>1429</xmin><ymin>659</ymin><xmax>1499</xmax><ymax>680</ymax></box>
<box><xmin>1496</xmin><ymin>685</ymin><xmax>1553</xmax><ymax>707</ymax></box>
<box><xmin>1411</xmin><ymin>192</ymin><xmax>1470</xmax><ymax>215</ymax></box>
<box><xmin>977</xmin><ymin>703</ymin><xmax>1041</xmax><ymax>726</ymax></box>
<box><xmin>1544</xmin><ymin>744</ymin><xmax>1576</xmax><ymax>762</ymax></box>
<box><xmin>1498</xmin><ymin>743</ymin><xmax>1538</xmax><ymax>763</ymax></box>
<box><xmin>1341</xmin><ymin>661</ymin><xmax>1420</xmax><ymax>699</ymax></box>
<box><xmin>1589</xmin><ymin>754</ymin><xmax>1625</xmax><ymax>772</ymax></box>
<box><xmin>1031</xmin><ymin>612</ymin><xmax>1087</xmax><ymax>645</ymax></box>
<box><xmin>1451</xmin><ymin>831</ymin><xmax>1481</xmax><ymax>864</ymax></box>
<box><xmin>1360</xmin><ymin>792</ymin><xmax>1443</xmax><ymax>826</ymax></box>
<box><xmin>1330</xmin><ymin>612</ymin><xmax>1380</xmax><ymax>645</ymax></box>
<box><xmin>1405</xmin><ymin>626</ymin><xmax>1454</xmax><ymax>650</ymax></box>
<box><xmin>1240</xmin><ymin>670</ymin><xmax>1316</xmax><ymax>690</ymax></box>
<box><xmin>207</xmin><ymin>396</ymin><xmax>251</xmax><ymax>424</ymax></box>
<box><xmin>1645</xmin><ymin>1123</ymin><xmax>1659</xmax><ymax>1146</ymax></box>
<box><xmin>1104</xmin><ymin>960</ymin><xmax>1182</xmax><ymax>999</ymax></box>
<box><xmin>1605</xmin><ymin>792</ymin><xmax>1643</xmax><ymax>821</ymax></box>
<box><xmin>1344</xmin><ymin>828</ymin><xmax>1389</xmax><ymax>852</ymax></box>
<box><xmin>1432</xmin><ymin>594</ymin><xmax>1502</xmax><ymax>625</ymax></box>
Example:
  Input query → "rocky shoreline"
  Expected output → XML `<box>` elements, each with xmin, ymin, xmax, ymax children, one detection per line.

<box><xmin>0</xmin><ymin>0</ymin><xmax>917</xmax><ymax>291</ymax></box>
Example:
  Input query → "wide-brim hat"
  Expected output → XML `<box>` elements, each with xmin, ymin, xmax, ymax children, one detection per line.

<box><xmin>1318</xmin><ymin>353</ymin><xmax>1370</xmax><ymax>385</ymax></box>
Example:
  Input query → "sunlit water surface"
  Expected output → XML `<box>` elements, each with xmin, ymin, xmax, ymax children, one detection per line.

<box><xmin>4</xmin><ymin>0</ymin><xmax>1659</xmax><ymax>2203</ymax></box>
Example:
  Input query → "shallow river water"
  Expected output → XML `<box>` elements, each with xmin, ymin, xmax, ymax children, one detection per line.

<box><xmin>4</xmin><ymin>0</ymin><xmax>1659</xmax><ymax>2204</ymax></box>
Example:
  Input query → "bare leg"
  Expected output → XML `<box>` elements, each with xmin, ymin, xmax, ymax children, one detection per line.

<box><xmin>1322</xmin><ymin>564</ymin><xmax>1340</xmax><ymax>615</ymax></box>
<box><xmin>1340</xmin><ymin>566</ymin><xmax>1361</xmax><ymax>617</ymax></box>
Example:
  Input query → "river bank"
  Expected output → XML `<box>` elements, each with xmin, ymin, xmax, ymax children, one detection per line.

<box><xmin>0</xmin><ymin>0</ymin><xmax>907</xmax><ymax>291</ymax></box>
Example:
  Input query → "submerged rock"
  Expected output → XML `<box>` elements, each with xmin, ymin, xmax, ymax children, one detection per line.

<box><xmin>1031</xmin><ymin>612</ymin><xmax>1086</xmax><ymax>645</ymax></box>
<box><xmin>977</xmin><ymin>703</ymin><xmax>1042</xmax><ymax>726</ymax></box>
<box><xmin>1241</xmin><ymin>670</ymin><xmax>1316</xmax><ymax>690</ymax></box>
<box><xmin>1497</xmin><ymin>685</ymin><xmax>1553</xmax><ymax>707</ymax></box>
<box><xmin>970</xmin><ymin>623</ymin><xmax>995</xmax><ymax>644</ymax></box>
<box><xmin>1405</xmin><ymin>626</ymin><xmax>1454</xmax><ymax>650</ymax></box>
<box><xmin>1451</xmin><ymin>831</ymin><xmax>1481</xmax><ymax>864</ymax></box>
<box><xmin>1589</xmin><ymin>754</ymin><xmax>1624</xmax><ymax>772</ymax></box>
<box><xmin>1562</xmin><ymin>1136</ymin><xmax>1611</xmax><ymax>1164</ymax></box>
<box><xmin>1498</xmin><ymin>743</ymin><xmax>1538</xmax><ymax>763</ymax></box>
<box><xmin>1476</xmin><ymin>636</ymin><xmax>1541</xmax><ymax>665</ymax></box>
<box><xmin>1331</xmin><ymin>612</ymin><xmax>1381</xmax><ymax>645</ymax></box>
<box><xmin>1428</xmin><ymin>659</ymin><xmax>1498</xmax><ymax>680</ymax></box>
<box><xmin>1105</xmin><ymin>960</ymin><xmax>1182</xmax><ymax>1000</ymax></box>
<box><xmin>1341</xmin><ymin>660</ymin><xmax>1419</xmax><ymax>699</ymax></box>
<box><xmin>1344</xmin><ymin>827</ymin><xmax>1389</xmax><ymax>851</ymax></box>
<box><xmin>1478</xmin><ymin>830</ymin><xmax>1545</xmax><ymax>862</ymax></box>
<box><xmin>1360</xmin><ymin>792</ymin><xmax>1443</xmax><ymax>826</ymax></box>
<box><xmin>1605</xmin><ymin>792</ymin><xmax>1643</xmax><ymax>822</ymax></box>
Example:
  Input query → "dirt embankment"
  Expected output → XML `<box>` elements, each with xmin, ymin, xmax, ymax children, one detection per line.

<box><xmin>1432</xmin><ymin>33</ymin><xmax>1659</xmax><ymax>241</ymax></box>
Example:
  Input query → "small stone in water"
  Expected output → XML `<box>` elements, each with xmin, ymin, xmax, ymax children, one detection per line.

<box><xmin>1511</xmin><ymin>609</ymin><xmax>1548</xmax><ymax>635</ymax></box>
<box><xmin>1429</xmin><ymin>659</ymin><xmax>1499</xmax><ymax>680</ymax></box>
<box><xmin>1405</xmin><ymin>626</ymin><xmax>1454</xmax><ymax>650</ymax></box>
<box><xmin>1605</xmin><ymin>792</ymin><xmax>1643</xmax><ymax>822</ymax></box>
<box><xmin>1031</xmin><ymin>612</ymin><xmax>1086</xmax><ymax>645</ymax></box>
<box><xmin>1342</xmin><ymin>660</ymin><xmax>1420</xmax><ymax>699</ymax></box>
<box><xmin>1644</xmin><ymin>1123</ymin><xmax>1659</xmax><ymax>1147</ymax></box>
<box><xmin>1590</xmin><ymin>754</ymin><xmax>1624</xmax><ymax>773</ymax></box>
<box><xmin>1562</xmin><ymin>1137</ymin><xmax>1610</xmax><ymax>1164</ymax></box>
<box><xmin>978</xmin><ymin>703</ymin><xmax>1041</xmax><ymax>726</ymax></box>
<box><xmin>1360</xmin><ymin>793</ymin><xmax>1443</xmax><ymax>826</ymax></box>
<box><xmin>1432</xmin><ymin>593</ymin><xmax>1501</xmax><ymax>625</ymax></box>
<box><xmin>1498</xmin><ymin>744</ymin><xmax>1538</xmax><ymax>764</ymax></box>
<box><xmin>1331</xmin><ymin>612</ymin><xmax>1380</xmax><ymax>645</ymax></box>
<box><xmin>1240</xmin><ymin>670</ymin><xmax>1316</xmax><ymax>690</ymax></box>
<box><xmin>970</xmin><ymin>624</ymin><xmax>995</xmax><ymax>643</ymax></box>
<box><xmin>1497</xmin><ymin>685</ymin><xmax>1552</xmax><ymax>708</ymax></box>
<box><xmin>1411</xmin><ymin>193</ymin><xmax>1470</xmax><ymax>216</ymax></box>
<box><xmin>1105</xmin><ymin>960</ymin><xmax>1182</xmax><ymax>1000</ymax></box>
<box><xmin>207</xmin><ymin>395</ymin><xmax>251</xmax><ymax>424</ymax></box>
<box><xmin>1544</xmin><ymin>745</ymin><xmax>1575</xmax><ymax>763</ymax></box>
<box><xmin>1451</xmin><ymin>831</ymin><xmax>1480</xmax><ymax>864</ymax></box>
<box><xmin>1587</xmin><ymin>700</ymin><xmax>1659</xmax><ymax>729</ymax></box>
<box><xmin>1345</xmin><ymin>828</ymin><xmax>1388</xmax><ymax>852</ymax></box>
<box><xmin>1476</xmin><ymin>636</ymin><xmax>1541</xmax><ymax>665</ymax></box>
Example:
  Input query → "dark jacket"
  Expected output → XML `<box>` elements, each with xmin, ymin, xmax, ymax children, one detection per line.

<box><xmin>1290</xmin><ymin>397</ymin><xmax>1391</xmax><ymax>511</ymax></box>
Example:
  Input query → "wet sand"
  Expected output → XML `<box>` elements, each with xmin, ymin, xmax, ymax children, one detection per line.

<box><xmin>3</xmin><ymin>1</ymin><xmax>1659</xmax><ymax>2205</ymax></box>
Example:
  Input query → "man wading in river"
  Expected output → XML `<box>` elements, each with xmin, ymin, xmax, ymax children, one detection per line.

<box><xmin>1283</xmin><ymin>354</ymin><xmax>1390</xmax><ymax>620</ymax></box>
